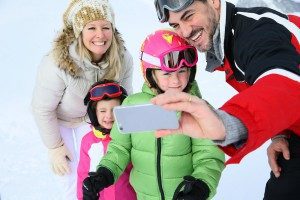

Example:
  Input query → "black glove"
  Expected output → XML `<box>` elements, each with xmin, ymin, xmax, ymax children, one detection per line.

<box><xmin>173</xmin><ymin>176</ymin><xmax>210</xmax><ymax>200</ymax></box>
<box><xmin>83</xmin><ymin>167</ymin><xmax>114</xmax><ymax>200</ymax></box>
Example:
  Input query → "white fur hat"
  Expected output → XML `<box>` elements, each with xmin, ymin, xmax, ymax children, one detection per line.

<box><xmin>63</xmin><ymin>0</ymin><xmax>115</xmax><ymax>38</ymax></box>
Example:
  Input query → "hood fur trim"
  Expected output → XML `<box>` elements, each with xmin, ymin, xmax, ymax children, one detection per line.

<box><xmin>52</xmin><ymin>26</ymin><xmax>126</xmax><ymax>77</ymax></box>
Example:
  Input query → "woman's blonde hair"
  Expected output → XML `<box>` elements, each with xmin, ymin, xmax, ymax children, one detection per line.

<box><xmin>76</xmin><ymin>28</ymin><xmax>122</xmax><ymax>80</ymax></box>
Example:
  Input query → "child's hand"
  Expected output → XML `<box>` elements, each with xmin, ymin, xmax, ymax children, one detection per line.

<box><xmin>173</xmin><ymin>176</ymin><xmax>210</xmax><ymax>200</ymax></box>
<box><xmin>82</xmin><ymin>168</ymin><xmax>114</xmax><ymax>200</ymax></box>
<box><xmin>83</xmin><ymin>172</ymin><xmax>101</xmax><ymax>200</ymax></box>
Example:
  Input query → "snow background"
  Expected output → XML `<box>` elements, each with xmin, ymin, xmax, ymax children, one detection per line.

<box><xmin>0</xmin><ymin>0</ymin><xmax>298</xmax><ymax>199</ymax></box>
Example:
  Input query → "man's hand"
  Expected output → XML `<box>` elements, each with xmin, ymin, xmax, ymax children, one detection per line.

<box><xmin>267</xmin><ymin>137</ymin><xmax>290</xmax><ymax>178</ymax></box>
<box><xmin>151</xmin><ymin>91</ymin><xmax>225</xmax><ymax>140</ymax></box>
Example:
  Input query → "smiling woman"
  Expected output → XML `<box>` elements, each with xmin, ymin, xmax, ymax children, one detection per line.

<box><xmin>81</xmin><ymin>20</ymin><xmax>113</xmax><ymax>62</ymax></box>
<box><xmin>31</xmin><ymin>0</ymin><xmax>134</xmax><ymax>199</ymax></box>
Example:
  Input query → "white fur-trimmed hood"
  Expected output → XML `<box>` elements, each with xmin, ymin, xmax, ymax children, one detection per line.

<box><xmin>52</xmin><ymin>26</ymin><xmax>126</xmax><ymax>77</ymax></box>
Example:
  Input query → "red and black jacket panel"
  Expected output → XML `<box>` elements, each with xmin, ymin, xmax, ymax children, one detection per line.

<box><xmin>216</xmin><ymin>3</ymin><xmax>300</xmax><ymax>164</ymax></box>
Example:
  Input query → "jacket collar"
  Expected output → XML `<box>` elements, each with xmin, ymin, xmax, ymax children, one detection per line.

<box><xmin>206</xmin><ymin>0</ymin><xmax>235</xmax><ymax>72</ymax></box>
<box><xmin>92</xmin><ymin>127</ymin><xmax>107</xmax><ymax>139</ymax></box>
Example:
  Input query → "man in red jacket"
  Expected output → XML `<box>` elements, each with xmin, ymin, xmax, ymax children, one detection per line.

<box><xmin>152</xmin><ymin>0</ymin><xmax>300</xmax><ymax>199</ymax></box>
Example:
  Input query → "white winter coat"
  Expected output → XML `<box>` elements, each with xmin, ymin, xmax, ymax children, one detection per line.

<box><xmin>32</xmin><ymin>33</ymin><xmax>133</xmax><ymax>149</ymax></box>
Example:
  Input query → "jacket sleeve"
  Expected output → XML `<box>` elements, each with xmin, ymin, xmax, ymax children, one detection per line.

<box><xmin>98</xmin><ymin>123</ymin><xmax>132</xmax><ymax>181</ymax></box>
<box><xmin>31</xmin><ymin>55</ymin><xmax>66</xmax><ymax>149</ymax></box>
<box><xmin>221</xmin><ymin>74</ymin><xmax>300</xmax><ymax>164</ymax></box>
<box><xmin>77</xmin><ymin>133</ymin><xmax>91</xmax><ymax>200</ymax></box>
<box><xmin>98</xmin><ymin>98</ymin><xmax>132</xmax><ymax>181</ymax></box>
<box><xmin>119</xmin><ymin>50</ymin><xmax>134</xmax><ymax>95</ymax></box>
<box><xmin>191</xmin><ymin>138</ymin><xmax>225</xmax><ymax>199</ymax></box>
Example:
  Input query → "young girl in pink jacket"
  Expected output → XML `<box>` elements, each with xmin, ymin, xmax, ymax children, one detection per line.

<box><xmin>77</xmin><ymin>80</ymin><xmax>136</xmax><ymax>200</ymax></box>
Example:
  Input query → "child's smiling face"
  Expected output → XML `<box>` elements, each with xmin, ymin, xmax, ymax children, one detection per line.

<box><xmin>96</xmin><ymin>99</ymin><xmax>120</xmax><ymax>129</ymax></box>
<box><xmin>153</xmin><ymin>67</ymin><xmax>190</xmax><ymax>92</ymax></box>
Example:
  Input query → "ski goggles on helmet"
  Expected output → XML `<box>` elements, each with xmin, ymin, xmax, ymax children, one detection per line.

<box><xmin>141</xmin><ymin>46</ymin><xmax>198</xmax><ymax>72</ymax></box>
<box><xmin>154</xmin><ymin>0</ymin><xmax>194</xmax><ymax>22</ymax></box>
<box><xmin>89</xmin><ymin>83</ymin><xmax>122</xmax><ymax>101</ymax></box>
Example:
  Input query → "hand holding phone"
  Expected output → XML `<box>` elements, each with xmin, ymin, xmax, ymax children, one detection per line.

<box><xmin>113</xmin><ymin>103</ymin><xmax>179</xmax><ymax>133</ymax></box>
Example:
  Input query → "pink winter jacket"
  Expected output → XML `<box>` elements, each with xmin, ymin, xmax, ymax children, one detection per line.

<box><xmin>77</xmin><ymin>127</ymin><xmax>136</xmax><ymax>200</ymax></box>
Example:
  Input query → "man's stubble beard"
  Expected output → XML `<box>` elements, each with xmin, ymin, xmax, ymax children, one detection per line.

<box><xmin>197</xmin><ymin>6</ymin><xmax>219</xmax><ymax>52</ymax></box>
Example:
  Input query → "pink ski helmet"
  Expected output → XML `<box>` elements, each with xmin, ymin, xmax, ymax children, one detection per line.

<box><xmin>140</xmin><ymin>29</ymin><xmax>198</xmax><ymax>92</ymax></box>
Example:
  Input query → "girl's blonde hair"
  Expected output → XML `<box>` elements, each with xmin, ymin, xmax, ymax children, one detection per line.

<box><xmin>76</xmin><ymin>28</ymin><xmax>122</xmax><ymax>80</ymax></box>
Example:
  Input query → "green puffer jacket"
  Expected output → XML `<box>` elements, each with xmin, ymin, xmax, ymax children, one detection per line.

<box><xmin>99</xmin><ymin>82</ymin><xmax>225</xmax><ymax>200</ymax></box>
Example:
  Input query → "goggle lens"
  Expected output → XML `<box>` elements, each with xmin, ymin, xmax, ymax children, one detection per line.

<box><xmin>155</xmin><ymin>0</ymin><xmax>194</xmax><ymax>22</ymax></box>
<box><xmin>90</xmin><ymin>83</ymin><xmax>122</xmax><ymax>101</ymax></box>
<box><xmin>162</xmin><ymin>47</ymin><xmax>198</xmax><ymax>71</ymax></box>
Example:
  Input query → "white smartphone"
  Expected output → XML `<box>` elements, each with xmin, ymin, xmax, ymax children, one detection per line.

<box><xmin>113</xmin><ymin>103</ymin><xmax>179</xmax><ymax>133</ymax></box>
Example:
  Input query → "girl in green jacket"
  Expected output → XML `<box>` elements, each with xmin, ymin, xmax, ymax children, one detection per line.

<box><xmin>82</xmin><ymin>29</ymin><xmax>225</xmax><ymax>200</ymax></box>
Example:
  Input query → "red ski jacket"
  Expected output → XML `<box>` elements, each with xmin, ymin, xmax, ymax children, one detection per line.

<box><xmin>214</xmin><ymin>3</ymin><xmax>300</xmax><ymax>164</ymax></box>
